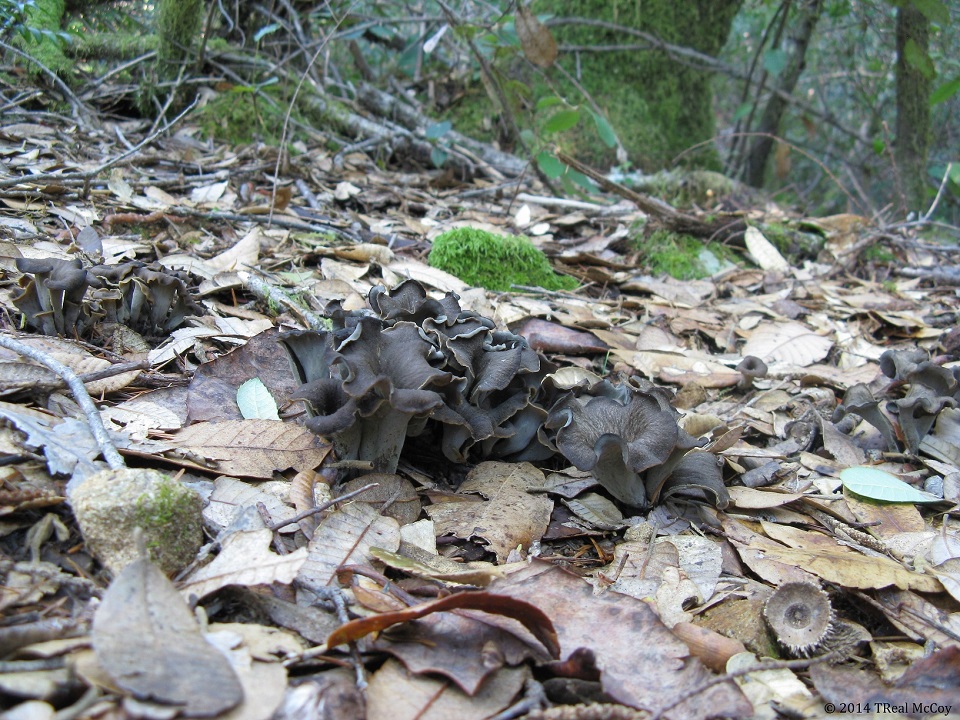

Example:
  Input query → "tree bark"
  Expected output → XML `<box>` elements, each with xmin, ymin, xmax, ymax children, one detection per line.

<box><xmin>550</xmin><ymin>0</ymin><xmax>742</xmax><ymax>170</ymax></box>
<box><xmin>895</xmin><ymin>2</ymin><xmax>932</xmax><ymax>214</ymax></box>
<box><xmin>742</xmin><ymin>0</ymin><xmax>824</xmax><ymax>187</ymax></box>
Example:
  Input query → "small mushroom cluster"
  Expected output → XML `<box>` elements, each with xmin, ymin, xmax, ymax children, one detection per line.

<box><xmin>542</xmin><ymin>377</ymin><xmax>727</xmax><ymax>507</ymax></box>
<box><xmin>833</xmin><ymin>348</ymin><xmax>960</xmax><ymax>456</ymax></box>
<box><xmin>281</xmin><ymin>280</ymin><xmax>729</xmax><ymax>509</ymax></box>
<box><xmin>14</xmin><ymin>258</ymin><xmax>201</xmax><ymax>338</ymax></box>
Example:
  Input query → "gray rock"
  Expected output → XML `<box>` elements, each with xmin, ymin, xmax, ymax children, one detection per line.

<box><xmin>70</xmin><ymin>468</ymin><xmax>203</xmax><ymax>576</ymax></box>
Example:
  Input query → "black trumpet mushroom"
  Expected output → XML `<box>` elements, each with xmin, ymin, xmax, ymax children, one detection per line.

<box><xmin>280</xmin><ymin>280</ymin><xmax>730</xmax><ymax>510</ymax></box>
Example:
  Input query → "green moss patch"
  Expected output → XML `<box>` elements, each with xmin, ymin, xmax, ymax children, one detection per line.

<box><xmin>637</xmin><ymin>228</ymin><xmax>738</xmax><ymax>280</ymax></box>
<box><xmin>429</xmin><ymin>227</ymin><xmax>577</xmax><ymax>292</ymax></box>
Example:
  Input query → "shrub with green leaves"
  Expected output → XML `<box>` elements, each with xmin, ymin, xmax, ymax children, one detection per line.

<box><xmin>429</xmin><ymin>227</ymin><xmax>577</xmax><ymax>292</ymax></box>
<box><xmin>4</xmin><ymin>0</ymin><xmax>72</xmax><ymax>75</ymax></box>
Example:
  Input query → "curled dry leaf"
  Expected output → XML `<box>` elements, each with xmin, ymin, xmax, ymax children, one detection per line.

<box><xmin>423</xmin><ymin>461</ymin><xmax>552</xmax><ymax>562</ymax></box>
<box><xmin>178</xmin><ymin>528</ymin><xmax>308</xmax><ymax>601</ymax></box>
<box><xmin>161</xmin><ymin>420</ymin><xmax>330</xmax><ymax>479</ymax></box>
<box><xmin>298</xmin><ymin>501</ymin><xmax>401</xmax><ymax>587</ymax></box>
<box><xmin>326</xmin><ymin>590</ymin><xmax>560</xmax><ymax>660</ymax></box>
<box><xmin>366</xmin><ymin>659</ymin><xmax>528</xmax><ymax>720</ymax></box>
<box><xmin>93</xmin><ymin>557</ymin><xmax>243</xmax><ymax>717</ymax></box>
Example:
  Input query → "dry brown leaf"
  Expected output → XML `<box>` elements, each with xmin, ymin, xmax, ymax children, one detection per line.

<box><xmin>845</xmin><ymin>494</ymin><xmax>925</xmax><ymax>539</ymax></box>
<box><xmin>209</xmin><ymin>622</ymin><xmax>304</xmax><ymax>661</ymax></box>
<box><xmin>722</xmin><ymin>516</ymin><xmax>819</xmax><ymax>586</ymax></box>
<box><xmin>93</xmin><ymin>557</ymin><xmax>244</xmax><ymax>716</ymax></box>
<box><xmin>298</xmin><ymin>502</ymin><xmax>400</xmax><ymax>587</ymax></box>
<box><xmin>744</xmin><ymin>227</ymin><xmax>789</xmax><ymax>273</ymax></box>
<box><xmin>741</xmin><ymin>321</ymin><xmax>833</xmax><ymax>368</ymax></box>
<box><xmin>179</xmin><ymin>528</ymin><xmax>307</xmax><ymax>601</ymax></box>
<box><xmin>874</xmin><ymin>588</ymin><xmax>960</xmax><ymax>647</ymax></box>
<box><xmin>614</xmin><ymin>349</ymin><xmax>740</xmax><ymax>388</ymax></box>
<box><xmin>382</xmin><ymin>259</ymin><xmax>468</xmax><ymax>294</ymax></box>
<box><xmin>163</xmin><ymin>420</ymin><xmax>330</xmax><ymax>478</ymax></box>
<box><xmin>366</xmin><ymin>659</ymin><xmax>528</xmax><ymax>720</ymax></box>
<box><xmin>423</xmin><ymin>462</ymin><xmax>552</xmax><ymax>563</ymax></box>
<box><xmin>760</xmin><ymin>522</ymin><xmax>941</xmax><ymax>593</ymax></box>
<box><xmin>593</xmin><ymin>539</ymin><xmax>678</xmax><ymax>599</ymax></box>
<box><xmin>207</xmin><ymin>226</ymin><xmax>261</xmax><ymax>273</ymax></box>
<box><xmin>327</xmin><ymin>590</ymin><xmax>560</xmax><ymax>662</ymax></box>
<box><xmin>727</xmin><ymin>487</ymin><xmax>803</xmax><ymax>509</ymax></box>
<box><xmin>515</xmin><ymin>5</ymin><xmax>558</xmax><ymax>69</ymax></box>
<box><xmin>492</xmin><ymin>562</ymin><xmax>752</xmax><ymax>719</ymax></box>
<box><xmin>203</xmin><ymin>476</ymin><xmax>300</xmax><ymax>534</ymax></box>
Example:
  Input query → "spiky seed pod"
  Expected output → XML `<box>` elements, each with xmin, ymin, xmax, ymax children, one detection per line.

<box><xmin>763</xmin><ymin>582</ymin><xmax>835</xmax><ymax>657</ymax></box>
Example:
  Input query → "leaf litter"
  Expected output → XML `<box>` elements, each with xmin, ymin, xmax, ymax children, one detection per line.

<box><xmin>0</xmin><ymin>111</ymin><xmax>959</xmax><ymax>720</ymax></box>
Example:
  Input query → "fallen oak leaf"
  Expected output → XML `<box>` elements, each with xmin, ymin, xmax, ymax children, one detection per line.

<box><xmin>93</xmin><ymin>556</ymin><xmax>243</xmax><ymax>717</ymax></box>
<box><xmin>178</xmin><ymin>528</ymin><xmax>308</xmax><ymax>601</ymax></box>
<box><xmin>326</xmin><ymin>590</ymin><xmax>560</xmax><ymax>660</ymax></box>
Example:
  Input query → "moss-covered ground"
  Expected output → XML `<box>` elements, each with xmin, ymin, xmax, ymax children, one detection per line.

<box><xmin>430</xmin><ymin>227</ymin><xmax>578</xmax><ymax>292</ymax></box>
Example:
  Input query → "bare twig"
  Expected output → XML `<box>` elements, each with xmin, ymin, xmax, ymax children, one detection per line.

<box><xmin>547</xmin><ymin>18</ymin><xmax>868</xmax><ymax>146</ymax></box>
<box><xmin>0</xmin><ymin>99</ymin><xmax>198</xmax><ymax>190</ymax></box>
<box><xmin>169</xmin><ymin>206</ymin><xmax>360</xmax><ymax>242</ymax></box>
<box><xmin>266</xmin><ymin>482</ymin><xmax>380</xmax><ymax>531</ymax></box>
<box><xmin>0</xmin><ymin>39</ymin><xmax>91</xmax><ymax>122</ymax></box>
<box><xmin>297</xmin><ymin>578</ymin><xmax>368</xmax><ymax>690</ymax></box>
<box><xmin>922</xmin><ymin>162</ymin><xmax>954</xmax><ymax>223</ymax></box>
<box><xmin>0</xmin><ymin>334</ymin><xmax>124</xmax><ymax>470</ymax></box>
<box><xmin>237</xmin><ymin>270</ymin><xmax>328</xmax><ymax>331</ymax></box>
<box><xmin>649</xmin><ymin>651</ymin><xmax>843</xmax><ymax>720</ymax></box>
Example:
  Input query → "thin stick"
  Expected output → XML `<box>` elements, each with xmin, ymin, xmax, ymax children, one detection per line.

<box><xmin>238</xmin><ymin>271</ymin><xmax>328</xmax><ymax>332</ymax></box>
<box><xmin>0</xmin><ymin>40</ymin><xmax>90</xmax><ymax>121</ymax></box>
<box><xmin>0</xmin><ymin>99</ymin><xmax>197</xmax><ymax>190</ymax></box>
<box><xmin>267</xmin><ymin>482</ymin><xmax>379</xmax><ymax>531</ymax></box>
<box><xmin>0</xmin><ymin>334</ymin><xmax>124</xmax><ymax>470</ymax></box>
<box><xmin>922</xmin><ymin>162</ymin><xmax>954</xmax><ymax>223</ymax></box>
<box><xmin>649</xmin><ymin>651</ymin><xmax>843</xmax><ymax>720</ymax></box>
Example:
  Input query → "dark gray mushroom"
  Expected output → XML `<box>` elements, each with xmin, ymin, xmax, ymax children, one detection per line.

<box><xmin>281</xmin><ymin>278</ymin><xmax>725</xmax><ymax>506</ymax></box>
<box><xmin>888</xmin><ymin>383</ymin><xmax>957</xmax><ymax>455</ymax></box>
<box><xmin>368</xmin><ymin>279</ymin><xmax>463</xmax><ymax>328</ymax></box>
<box><xmin>14</xmin><ymin>257</ymin><xmax>90</xmax><ymax>336</ymax></box>
<box><xmin>736</xmin><ymin>355</ymin><xmax>768</xmax><ymax>391</ymax></box>
<box><xmin>879</xmin><ymin>348</ymin><xmax>929</xmax><ymax>382</ymax></box>
<box><xmin>880</xmin><ymin>348</ymin><xmax>957</xmax><ymax>396</ymax></box>
<box><xmin>833</xmin><ymin>383</ymin><xmax>899</xmax><ymax>451</ymax></box>
<box><xmin>543</xmin><ymin>383</ymin><xmax>683</xmax><ymax>507</ymax></box>
<box><xmin>647</xmin><ymin>450</ymin><xmax>728</xmax><ymax>509</ymax></box>
<box><xmin>310</xmin><ymin>318</ymin><xmax>460</xmax><ymax>473</ymax></box>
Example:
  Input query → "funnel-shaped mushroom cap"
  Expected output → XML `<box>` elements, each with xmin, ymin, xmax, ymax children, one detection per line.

<box><xmin>545</xmin><ymin>388</ymin><xmax>680</xmax><ymax>507</ymax></box>
<box><xmin>833</xmin><ymin>383</ymin><xmax>899</xmax><ymax>451</ymax></box>
<box><xmin>763</xmin><ymin>582</ymin><xmax>834</xmax><ymax>657</ymax></box>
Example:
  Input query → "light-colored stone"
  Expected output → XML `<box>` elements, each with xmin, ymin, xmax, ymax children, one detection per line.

<box><xmin>70</xmin><ymin>468</ymin><xmax>202</xmax><ymax>576</ymax></box>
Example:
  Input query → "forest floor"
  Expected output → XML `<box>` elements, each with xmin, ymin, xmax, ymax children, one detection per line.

<box><xmin>2</xmin><ymin>108</ymin><xmax>960</xmax><ymax>720</ymax></box>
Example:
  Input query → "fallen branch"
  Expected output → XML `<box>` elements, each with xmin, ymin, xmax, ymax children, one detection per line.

<box><xmin>0</xmin><ymin>333</ymin><xmax>124</xmax><ymax>470</ymax></box>
<box><xmin>555</xmin><ymin>152</ymin><xmax>747</xmax><ymax>243</ymax></box>
<box><xmin>238</xmin><ymin>271</ymin><xmax>327</xmax><ymax>332</ymax></box>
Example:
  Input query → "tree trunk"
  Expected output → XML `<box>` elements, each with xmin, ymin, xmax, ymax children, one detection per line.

<box><xmin>550</xmin><ymin>0</ymin><xmax>742</xmax><ymax>170</ymax></box>
<box><xmin>895</xmin><ymin>3</ymin><xmax>932</xmax><ymax>214</ymax></box>
<box><xmin>157</xmin><ymin>0</ymin><xmax>203</xmax><ymax>72</ymax></box>
<box><xmin>742</xmin><ymin>0</ymin><xmax>824</xmax><ymax>187</ymax></box>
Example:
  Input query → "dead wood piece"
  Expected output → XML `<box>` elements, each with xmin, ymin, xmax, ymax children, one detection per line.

<box><xmin>0</xmin><ymin>333</ymin><xmax>124</xmax><ymax>470</ymax></box>
<box><xmin>555</xmin><ymin>152</ymin><xmax>747</xmax><ymax>243</ymax></box>
<box><xmin>357</xmin><ymin>82</ymin><xmax>527</xmax><ymax>178</ymax></box>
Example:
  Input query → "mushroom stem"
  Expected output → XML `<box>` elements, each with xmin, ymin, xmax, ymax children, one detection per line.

<box><xmin>355</xmin><ymin>406</ymin><xmax>419</xmax><ymax>475</ymax></box>
<box><xmin>736</xmin><ymin>356</ymin><xmax>769</xmax><ymax>392</ymax></box>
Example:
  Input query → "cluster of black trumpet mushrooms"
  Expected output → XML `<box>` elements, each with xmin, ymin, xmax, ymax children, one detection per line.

<box><xmin>281</xmin><ymin>280</ymin><xmax>728</xmax><ymax>510</ymax></box>
<box><xmin>14</xmin><ymin>257</ymin><xmax>200</xmax><ymax>338</ymax></box>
